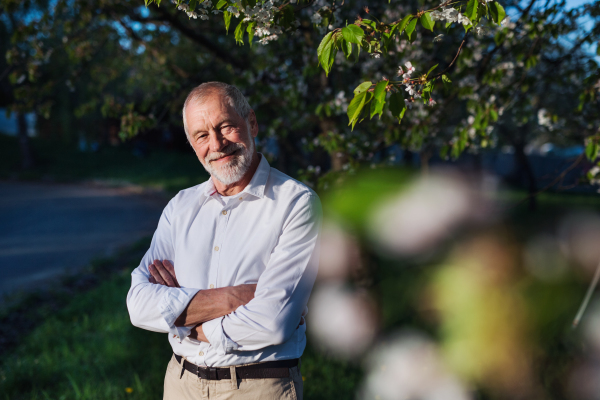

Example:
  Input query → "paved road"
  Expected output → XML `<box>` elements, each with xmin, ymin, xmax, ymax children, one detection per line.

<box><xmin>0</xmin><ymin>182</ymin><xmax>168</xmax><ymax>298</ymax></box>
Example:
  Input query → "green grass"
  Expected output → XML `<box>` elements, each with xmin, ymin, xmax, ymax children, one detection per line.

<box><xmin>0</xmin><ymin>260</ymin><xmax>361</xmax><ymax>400</ymax></box>
<box><xmin>0</xmin><ymin>135</ymin><xmax>209</xmax><ymax>193</ymax></box>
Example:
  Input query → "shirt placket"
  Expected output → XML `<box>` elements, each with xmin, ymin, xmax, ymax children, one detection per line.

<box><xmin>208</xmin><ymin>196</ymin><xmax>232</xmax><ymax>291</ymax></box>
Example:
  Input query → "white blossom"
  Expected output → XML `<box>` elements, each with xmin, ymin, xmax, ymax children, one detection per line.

<box><xmin>457</xmin><ymin>13</ymin><xmax>471</xmax><ymax>25</ymax></box>
<box><xmin>404</xmin><ymin>61</ymin><xmax>415</xmax><ymax>75</ymax></box>
<box><xmin>405</xmin><ymin>85</ymin><xmax>416</xmax><ymax>96</ymax></box>
<box><xmin>475</xmin><ymin>26</ymin><xmax>487</xmax><ymax>36</ymax></box>
<box><xmin>311</xmin><ymin>13</ymin><xmax>322</xmax><ymax>24</ymax></box>
<box><xmin>433</xmin><ymin>34</ymin><xmax>444</xmax><ymax>42</ymax></box>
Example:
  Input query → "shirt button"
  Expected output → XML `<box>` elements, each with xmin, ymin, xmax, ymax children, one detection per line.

<box><xmin>214</xmin><ymin>246</ymin><xmax>219</xmax><ymax>251</ymax></box>
<box><xmin>199</xmin><ymin>351</ymin><xmax>204</xmax><ymax>356</ymax></box>
<box><xmin>209</xmin><ymin>284</ymin><xmax>214</xmax><ymax>289</ymax></box>
<box><xmin>222</xmin><ymin>210</ymin><xmax>227</xmax><ymax>215</ymax></box>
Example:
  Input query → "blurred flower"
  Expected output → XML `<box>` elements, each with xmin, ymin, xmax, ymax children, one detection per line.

<box><xmin>318</xmin><ymin>222</ymin><xmax>360</xmax><ymax>281</ymax></box>
<box><xmin>368</xmin><ymin>171</ymin><xmax>474</xmax><ymax>256</ymax></box>
<box><xmin>125</xmin><ymin>387</ymin><xmax>133</xmax><ymax>393</ymax></box>
<box><xmin>308</xmin><ymin>284</ymin><xmax>377</xmax><ymax>357</ymax></box>
<box><xmin>358</xmin><ymin>332</ymin><xmax>471</xmax><ymax>400</ymax></box>
<box><xmin>524</xmin><ymin>235</ymin><xmax>568</xmax><ymax>281</ymax></box>
<box><xmin>559</xmin><ymin>213</ymin><xmax>600</xmax><ymax>273</ymax></box>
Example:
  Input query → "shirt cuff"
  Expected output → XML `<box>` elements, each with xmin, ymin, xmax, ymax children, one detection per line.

<box><xmin>203</xmin><ymin>317</ymin><xmax>239</xmax><ymax>355</ymax></box>
<box><xmin>158</xmin><ymin>287</ymin><xmax>200</xmax><ymax>343</ymax></box>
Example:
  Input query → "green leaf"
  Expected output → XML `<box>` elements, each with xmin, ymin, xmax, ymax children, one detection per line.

<box><xmin>586</xmin><ymin>141</ymin><xmax>599</xmax><ymax>161</ymax></box>
<box><xmin>354</xmin><ymin>81</ymin><xmax>373</xmax><ymax>94</ymax></box>
<box><xmin>347</xmin><ymin>91</ymin><xmax>369</xmax><ymax>130</ymax></box>
<box><xmin>388</xmin><ymin>91</ymin><xmax>406</xmax><ymax>123</ymax></box>
<box><xmin>465</xmin><ymin>0</ymin><xmax>477</xmax><ymax>21</ymax></box>
<box><xmin>224</xmin><ymin>11</ymin><xmax>232</xmax><ymax>33</ymax></box>
<box><xmin>342</xmin><ymin>25</ymin><xmax>364</xmax><ymax>44</ymax></box>
<box><xmin>247</xmin><ymin>22</ymin><xmax>256</xmax><ymax>46</ymax></box>
<box><xmin>426</xmin><ymin>63</ymin><xmax>439</xmax><ymax>77</ymax></box>
<box><xmin>396</xmin><ymin>15</ymin><xmax>413</xmax><ymax>35</ymax></box>
<box><xmin>215</xmin><ymin>0</ymin><xmax>227</xmax><ymax>9</ymax></box>
<box><xmin>317</xmin><ymin>32</ymin><xmax>336</xmax><ymax>75</ymax></box>
<box><xmin>370</xmin><ymin>81</ymin><xmax>388</xmax><ymax>119</ymax></box>
<box><xmin>442</xmin><ymin>74</ymin><xmax>452</xmax><ymax>83</ymax></box>
<box><xmin>189</xmin><ymin>0</ymin><xmax>198</xmax><ymax>11</ymax></box>
<box><xmin>342</xmin><ymin>39</ymin><xmax>352</xmax><ymax>58</ymax></box>
<box><xmin>489</xmin><ymin>1</ymin><xmax>506</xmax><ymax>25</ymax></box>
<box><xmin>359</xmin><ymin>19</ymin><xmax>377</xmax><ymax>29</ymax></box>
<box><xmin>353</xmin><ymin>42</ymin><xmax>361</xmax><ymax>63</ymax></box>
<box><xmin>420</xmin><ymin>12</ymin><xmax>434</xmax><ymax>32</ymax></box>
<box><xmin>234</xmin><ymin>20</ymin><xmax>246</xmax><ymax>45</ymax></box>
<box><xmin>405</xmin><ymin>18</ymin><xmax>418</xmax><ymax>40</ymax></box>
<box><xmin>490</xmin><ymin>109</ymin><xmax>498</xmax><ymax>121</ymax></box>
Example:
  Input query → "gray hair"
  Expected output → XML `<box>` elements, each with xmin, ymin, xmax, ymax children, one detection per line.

<box><xmin>182</xmin><ymin>82</ymin><xmax>252</xmax><ymax>140</ymax></box>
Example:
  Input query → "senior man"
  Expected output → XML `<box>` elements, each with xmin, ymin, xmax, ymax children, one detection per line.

<box><xmin>126</xmin><ymin>82</ymin><xmax>321</xmax><ymax>400</ymax></box>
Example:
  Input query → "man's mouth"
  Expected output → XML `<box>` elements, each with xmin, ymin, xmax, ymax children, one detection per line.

<box><xmin>210</xmin><ymin>148</ymin><xmax>241</xmax><ymax>163</ymax></box>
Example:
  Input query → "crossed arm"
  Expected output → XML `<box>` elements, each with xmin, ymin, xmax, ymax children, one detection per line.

<box><xmin>147</xmin><ymin>259</ymin><xmax>258</xmax><ymax>342</ymax></box>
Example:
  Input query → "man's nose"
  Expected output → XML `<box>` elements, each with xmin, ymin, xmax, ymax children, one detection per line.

<box><xmin>209</xmin><ymin>130</ymin><xmax>229</xmax><ymax>152</ymax></box>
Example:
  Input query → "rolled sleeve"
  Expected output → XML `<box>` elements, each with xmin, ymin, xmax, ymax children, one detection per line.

<box><xmin>203</xmin><ymin>317</ymin><xmax>239</xmax><ymax>355</ymax></box>
<box><xmin>159</xmin><ymin>287</ymin><xmax>201</xmax><ymax>342</ymax></box>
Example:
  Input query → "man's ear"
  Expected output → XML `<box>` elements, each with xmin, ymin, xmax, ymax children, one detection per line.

<box><xmin>248</xmin><ymin>110</ymin><xmax>259</xmax><ymax>138</ymax></box>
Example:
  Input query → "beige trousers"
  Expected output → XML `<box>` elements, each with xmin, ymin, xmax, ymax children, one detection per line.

<box><xmin>163</xmin><ymin>355</ymin><xmax>303</xmax><ymax>400</ymax></box>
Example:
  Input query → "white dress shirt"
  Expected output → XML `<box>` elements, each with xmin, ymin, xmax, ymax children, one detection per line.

<box><xmin>126</xmin><ymin>155</ymin><xmax>322</xmax><ymax>367</ymax></box>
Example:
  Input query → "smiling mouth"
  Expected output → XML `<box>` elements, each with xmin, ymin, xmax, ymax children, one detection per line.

<box><xmin>211</xmin><ymin>149</ymin><xmax>241</xmax><ymax>163</ymax></box>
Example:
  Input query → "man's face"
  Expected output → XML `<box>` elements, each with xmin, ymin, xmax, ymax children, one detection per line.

<box><xmin>185</xmin><ymin>93</ymin><xmax>258</xmax><ymax>185</ymax></box>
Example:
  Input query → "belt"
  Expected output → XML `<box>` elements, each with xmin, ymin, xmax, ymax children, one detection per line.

<box><xmin>174</xmin><ymin>354</ymin><xmax>298</xmax><ymax>380</ymax></box>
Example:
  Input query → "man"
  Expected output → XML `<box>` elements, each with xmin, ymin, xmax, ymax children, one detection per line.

<box><xmin>126</xmin><ymin>82</ymin><xmax>321</xmax><ymax>400</ymax></box>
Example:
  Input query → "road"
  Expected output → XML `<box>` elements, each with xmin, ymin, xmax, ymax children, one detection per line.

<box><xmin>0</xmin><ymin>181</ymin><xmax>168</xmax><ymax>298</ymax></box>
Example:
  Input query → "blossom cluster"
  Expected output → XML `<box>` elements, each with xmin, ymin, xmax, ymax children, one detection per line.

<box><xmin>171</xmin><ymin>0</ymin><xmax>288</xmax><ymax>44</ymax></box>
<box><xmin>430</xmin><ymin>7</ymin><xmax>471</xmax><ymax>25</ymax></box>
<box><xmin>397</xmin><ymin>61</ymin><xmax>436</xmax><ymax>108</ymax></box>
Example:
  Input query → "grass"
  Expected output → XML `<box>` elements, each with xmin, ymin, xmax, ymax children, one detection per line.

<box><xmin>0</xmin><ymin>135</ymin><xmax>209</xmax><ymax>193</ymax></box>
<box><xmin>0</xmin><ymin>244</ymin><xmax>361</xmax><ymax>400</ymax></box>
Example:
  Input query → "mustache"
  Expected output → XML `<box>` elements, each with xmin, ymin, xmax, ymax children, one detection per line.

<box><xmin>205</xmin><ymin>143</ymin><xmax>245</xmax><ymax>162</ymax></box>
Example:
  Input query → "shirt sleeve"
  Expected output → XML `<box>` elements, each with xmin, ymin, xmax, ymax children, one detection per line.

<box><xmin>126</xmin><ymin>196</ymin><xmax>200</xmax><ymax>342</ymax></box>
<box><xmin>203</xmin><ymin>192</ymin><xmax>322</xmax><ymax>355</ymax></box>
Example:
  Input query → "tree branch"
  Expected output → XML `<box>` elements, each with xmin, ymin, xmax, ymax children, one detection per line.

<box><xmin>153</xmin><ymin>7</ymin><xmax>247</xmax><ymax>70</ymax></box>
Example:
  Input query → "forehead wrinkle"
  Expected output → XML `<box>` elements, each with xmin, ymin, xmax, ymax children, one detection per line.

<box><xmin>188</xmin><ymin>96</ymin><xmax>239</xmax><ymax>132</ymax></box>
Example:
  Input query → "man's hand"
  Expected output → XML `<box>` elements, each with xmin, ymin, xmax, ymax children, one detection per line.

<box><xmin>148</xmin><ymin>259</ymin><xmax>179</xmax><ymax>287</ymax></box>
<box><xmin>189</xmin><ymin>324</ymin><xmax>208</xmax><ymax>342</ymax></box>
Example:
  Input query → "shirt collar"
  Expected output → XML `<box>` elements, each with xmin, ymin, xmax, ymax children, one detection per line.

<box><xmin>198</xmin><ymin>154</ymin><xmax>270</xmax><ymax>202</ymax></box>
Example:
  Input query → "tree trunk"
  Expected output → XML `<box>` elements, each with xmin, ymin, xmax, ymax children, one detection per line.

<box><xmin>17</xmin><ymin>112</ymin><xmax>34</xmax><ymax>170</ymax></box>
<box><xmin>420</xmin><ymin>148</ymin><xmax>432</xmax><ymax>175</ymax></box>
<box><xmin>514</xmin><ymin>139</ymin><xmax>537</xmax><ymax>211</ymax></box>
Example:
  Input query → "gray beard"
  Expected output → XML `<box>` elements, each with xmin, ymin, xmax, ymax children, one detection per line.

<box><xmin>201</xmin><ymin>139</ymin><xmax>255</xmax><ymax>186</ymax></box>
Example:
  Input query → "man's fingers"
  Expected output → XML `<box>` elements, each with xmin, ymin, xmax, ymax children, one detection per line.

<box><xmin>149</xmin><ymin>264</ymin><xmax>166</xmax><ymax>285</ymax></box>
<box><xmin>153</xmin><ymin>260</ymin><xmax>177</xmax><ymax>287</ymax></box>
<box><xmin>163</xmin><ymin>260</ymin><xmax>179</xmax><ymax>287</ymax></box>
